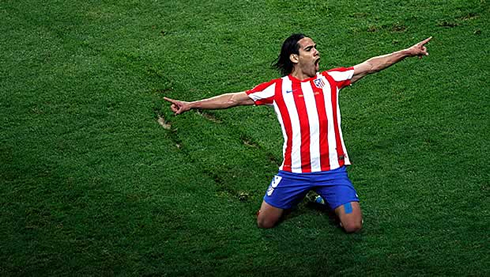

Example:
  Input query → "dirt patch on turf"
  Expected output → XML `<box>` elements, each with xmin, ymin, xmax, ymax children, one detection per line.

<box><xmin>157</xmin><ymin>114</ymin><xmax>171</xmax><ymax>130</ymax></box>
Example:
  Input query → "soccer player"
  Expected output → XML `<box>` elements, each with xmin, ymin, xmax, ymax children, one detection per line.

<box><xmin>164</xmin><ymin>34</ymin><xmax>431</xmax><ymax>233</ymax></box>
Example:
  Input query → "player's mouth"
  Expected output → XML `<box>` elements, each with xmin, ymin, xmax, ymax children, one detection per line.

<box><xmin>315</xmin><ymin>58</ymin><xmax>320</xmax><ymax>71</ymax></box>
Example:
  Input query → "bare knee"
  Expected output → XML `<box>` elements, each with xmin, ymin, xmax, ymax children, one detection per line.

<box><xmin>257</xmin><ymin>212</ymin><xmax>280</xmax><ymax>229</ymax></box>
<box><xmin>256</xmin><ymin>201</ymin><xmax>283</xmax><ymax>229</ymax></box>
<box><xmin>335</xmin><ymin>202</ymin><xmax>363</xmax><ymax>233</ymax></box>
<box><xmin>257</xmin><ymin>217</ymin><xmax>276</xmax><ymax>229</ymax></box>
<box><xmin>341</xmin><ymin>221</ymin><xmax>363</xmax><ymax>233</ymax></box>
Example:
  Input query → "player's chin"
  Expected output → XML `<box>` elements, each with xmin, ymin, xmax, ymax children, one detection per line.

<box><xmin>311</xmin><ymin>65</ymin><xmax>318</xmax><ymax>75</ymax></box>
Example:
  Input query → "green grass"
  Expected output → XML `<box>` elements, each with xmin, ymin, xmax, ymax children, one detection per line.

<box><xmin>1</xmin><ymin>0</ymin><xmax>489</xmax><ymax>275</ymax></box>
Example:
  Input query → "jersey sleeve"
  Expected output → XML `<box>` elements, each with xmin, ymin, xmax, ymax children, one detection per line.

<box><xmin>245</xmin><ymin>79</ymin><xmax>277</xmax><ymax>106</ymax></box>
<box><xmin>323</xmin><ymin>67</ymin><xmax>355</xmax><ymax>89</ymax></box>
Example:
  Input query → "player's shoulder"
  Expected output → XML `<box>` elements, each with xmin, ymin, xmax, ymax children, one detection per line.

<box><xmin>321</xmin><ymin>67</ymin><xmax>355</xmax><ymax>81</ymax></box>
<box><xmin>323</xmin><ymin>67</ymin><xmax>355</xmax><ymax>74</ymax></box>
<box><xmin>247</xmin><ymin>77</ymin><xmax>282</xmax><ymax>94</ymax></box>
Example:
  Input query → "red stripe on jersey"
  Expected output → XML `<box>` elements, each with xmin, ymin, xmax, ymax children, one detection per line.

<box><xmin>292</xmin><ymin>81</ymin><xmax>311</xmax><ymax>173</ymax></box>
<box><xmin>311</xmin><ymin>79</ymin><xmax>331</xmax><ymax>171</ymax></box>
<box><xmin>255</xmin><ymin>97</ymin><xmax>274</xmax><ymax>106</ymax></box>
<box><xmin>274</xmin><ymin>79</ymin><xmax>292</xmax><ymax>171</ymax></box>
<box><xmin>324</xmin><ymin>74</ymin><xmax>345</xmax><ymax>167</ymax></box>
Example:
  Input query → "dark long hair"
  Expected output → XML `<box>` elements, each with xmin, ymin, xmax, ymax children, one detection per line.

<box><xmin>272</xmin><ymin>33</ymin><xmax>306</xmax><ymax>76</ymax></box>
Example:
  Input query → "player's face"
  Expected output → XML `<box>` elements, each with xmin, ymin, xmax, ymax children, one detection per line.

<box><xmin>297</xmin><ymin>37</ymin><xmax>320</xmax><ymax>77</ymax></box>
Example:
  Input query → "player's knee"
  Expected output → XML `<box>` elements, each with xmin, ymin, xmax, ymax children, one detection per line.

<box><xmin>257</xmin><ymin>218</ymin><xmax>275</xmax><ymax>229</ymax></box>
<box><xmin>257</xmin><ymin>211</ymin><xmax>278</xmax><ymax>229</ymax></box>
<box><xmin>256</xmin><ymin>206</ymin><xmax>283</xmax><ymax>229</ymax></box>
<box><xmin>342</xmin><ymin>221</ymin><xmax>362</xmax><ymax>233</ymax></box>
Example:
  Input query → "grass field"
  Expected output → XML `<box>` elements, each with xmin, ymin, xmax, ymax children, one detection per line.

<box><xmin>1</xmin><ymin>0</ymin><xmax>489</xmax><ymax>275</ymax></box>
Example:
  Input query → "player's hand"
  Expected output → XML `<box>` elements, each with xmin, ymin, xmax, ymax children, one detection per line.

<box><xmin>164</xmin><ymin>97</ymin><xmax>191</xmax><ymax>115</ymax></box>
<box><xmin>406</xmin><ymin>37</ymin><xmax>432</xmax><ymax>59</ymax></box>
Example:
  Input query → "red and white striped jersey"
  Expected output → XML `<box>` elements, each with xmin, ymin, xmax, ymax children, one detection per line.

<box><xmin>246</xmin><ymin>67</ymin><xmax>354</xmax><ymax>173</ymax></box>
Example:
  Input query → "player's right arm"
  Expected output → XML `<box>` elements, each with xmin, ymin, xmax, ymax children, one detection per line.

<box><xmin>164</xmin><ymin>92</ymin><xmax>254</xmax><ymax>115</ymax></box>
<box><xmin>351</xmin><ymin>37</ymin><xmax>432</xmax><ymax>84</ymax></box>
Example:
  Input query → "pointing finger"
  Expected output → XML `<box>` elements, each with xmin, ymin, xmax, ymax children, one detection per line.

<box><xmin>163</xmin><ymin>97</ymin><xmax>190</xmax><ymax>115</ymax></box>
<box><xmin>419</xmin><ymin>36</ymin><xmax>432</xmax><ymax>46</ymax></box>
<box><xmin>163</xmin><ymin>97</ymin><xmax>177</xmax><ymax>104</ymax></box>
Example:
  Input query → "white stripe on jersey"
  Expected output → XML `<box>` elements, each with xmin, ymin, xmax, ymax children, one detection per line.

<box><xmin>281</xmin><ymin>77</ymin><xmax>303</xmax><ymax>173</ymax></box>
<box><xmin>321</xmin><ymin>76</ymin><xmax>340</xmax><ymax>169</ymax></box>
<box><xmin>273</xmin><ymin>97</ymin><xmax>288</xmax><ymax>171</ymax></box>
<box><xmin>327</xmin><ymin>70</ymin><xmax>354</xmax><ymax>82</ymax></box>
<box><xmin>336</xmin><ymin>99</ymin><xmax>351</xmax><ymax>166</ymax></box>
<box><xmin>247</xmin><ymin>83</ymin><xmax>275</xmax><ymax>105</ymax></box>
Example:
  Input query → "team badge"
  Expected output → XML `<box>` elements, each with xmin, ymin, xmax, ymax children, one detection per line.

<box><xmin>314</xmin><ymin>78</ymin><xmax>325</xmax><ymax>89</ymax></box>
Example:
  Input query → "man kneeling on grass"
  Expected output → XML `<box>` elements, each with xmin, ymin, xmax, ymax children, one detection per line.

<box><xmin>164</xmin><ymin>34</ymin><xmax>431</xmax><ymax>233</ymax></box>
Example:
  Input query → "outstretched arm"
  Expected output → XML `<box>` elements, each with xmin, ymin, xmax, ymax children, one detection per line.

<box><xmin>351</xmin><ymin>37</ymin><xmax>432</xmax><ymax>83</ymax></box>
<box><xmin>164</xmin><ymin>91</ymin><xmax>254</xmax><ymax>115</ymax></box>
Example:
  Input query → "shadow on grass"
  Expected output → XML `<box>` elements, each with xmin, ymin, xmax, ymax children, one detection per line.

<box><xmin>275</xmin><ymin>196</ymin><xmax>341</xmax><ymax>229</ymax></box>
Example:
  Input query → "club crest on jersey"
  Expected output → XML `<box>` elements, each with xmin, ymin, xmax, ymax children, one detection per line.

<box><xmin>314</xmin><ymin>78</ymin><xmax>325</xmax><ymax>88</ymax></box>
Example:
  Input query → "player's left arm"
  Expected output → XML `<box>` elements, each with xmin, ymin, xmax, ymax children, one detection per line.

<box><xmin>164</xmin><ymin>92</ymin><xmax>254</xmax><ymax>115</ymax></box>
<box><xmin>351</xmin><ymin>37</ymin><xmax>432</xmax><ymax>84</ymax></box>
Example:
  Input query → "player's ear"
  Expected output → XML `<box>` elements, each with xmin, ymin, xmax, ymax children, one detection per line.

<box><xmin>290</xmin><ymin>54</ymin><xmax>299</xmax><ymax>64</ymax></box>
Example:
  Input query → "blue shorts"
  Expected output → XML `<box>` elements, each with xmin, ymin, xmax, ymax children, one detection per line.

<box><xmin>264</xmin><ymin>166</ymin><xmax>359</xmax><ymax>210</ymax></box>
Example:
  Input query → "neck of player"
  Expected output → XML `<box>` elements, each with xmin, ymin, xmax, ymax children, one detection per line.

<box><xmin>290</xmin><ymin>67</ymin><xmax>316</xmax><ymax>81</ymax></box>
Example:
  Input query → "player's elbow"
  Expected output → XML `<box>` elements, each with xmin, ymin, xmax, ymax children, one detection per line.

<box><xmin>223</xmin><ymin>94</ymin><xmax>241</xmax><ymax>108</ymax></box>
<box><xmin>365</xmin><ymin>60</ymin><xmax>380</xmax><ymax>74</ymax></box>
<box><xmin>353</xmin><ymin>62</ymin><xmax>376</xmax><ymax>81</ymax></box>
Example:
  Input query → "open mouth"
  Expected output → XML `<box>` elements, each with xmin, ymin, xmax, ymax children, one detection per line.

<box><xmin>315</xmin><ymin>58</ymin><xmax>320</xmax><ymax>70</ymax></box>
